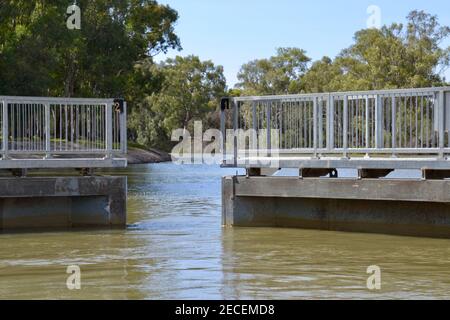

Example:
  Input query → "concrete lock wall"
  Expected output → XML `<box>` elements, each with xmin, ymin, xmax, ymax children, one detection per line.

<box><xmin>0</xmin><ymin>176</ymin><xmax>126</xmax><ymax>231</ymax></box>
<box><xmin>222</xmin><ymin>176</ymin><xmax>450</xmax><ymax>238</ymax></box>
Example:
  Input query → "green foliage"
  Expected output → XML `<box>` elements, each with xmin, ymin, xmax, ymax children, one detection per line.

<box><xmin>0</xmin><ymin>0</ymin><xmax>180</xmax><ymax>97</ymax></box>
<box><xmin>236</xmin><ymin>47</ymin><xmax>311</xmax><ymax>95</ymax></box>
<box><xmin>238</xmin><ymin>11</ymin><xmax>450</xmax><ymax>95</ymax></box>
<box><xmin>330</xmin><ymin>10</ymin><xmax>450</xmax><ymax>91</ymax></box>
<box><xmin>300</xmin><ymin>56</ymin><xmax>344</xmax><ymax>93</ymax></box>
<box><xmin>2</xmin><ymin>5</ymin><xmax>450</xmax><ymax>152</ymax></box>
<box><xmin>128</xmin><ymin>56</ymin><xmax>227</xmax><ymax>151</ymax></box>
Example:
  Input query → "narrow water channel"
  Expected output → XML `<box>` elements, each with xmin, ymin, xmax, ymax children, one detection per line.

<box><xmin>0</xmin><ymin>163</ymin><xmax>449</xmax><ymax>299</ymax></box>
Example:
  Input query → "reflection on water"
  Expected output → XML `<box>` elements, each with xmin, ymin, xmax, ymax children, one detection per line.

<box><xmin>0</xmin><ymin>163</ymin><xmax>450</xmax><ymax>299</ymax></box>
<box><xmin>222</xmin><ymin>228</ymin><xmax>450</xmax><ymax>299</ymax></box>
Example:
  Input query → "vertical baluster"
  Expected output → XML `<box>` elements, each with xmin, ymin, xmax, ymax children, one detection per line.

<box><xmin>45</xmin><ymin>103</ymin><xmax>51</xmax><ymax>158</ymax></box>
<box><xmin>375</xmin><ymin>95</ymin><xmax>382</xmax><ymax>149</ymax></box>
<box><xmin>106</xmin><ymin>102</ymin><xmax>113</xmax><ymax>159</ymax></box>
<box><xmin>391</xmin><ymin>95</ymin><xmax>396</xmax><ymax>155</ymax></box>
<box><xmin>2</xmin><ymin>100</ymin><xmax>8</xmax><ymax>159</ymax></box>
<box><xmin>327</xmin><ymin>94</ymin><xmax>334</xmax><ymax>150</ymax></box>
<box><xmin>439</xmin><ymin>90</ymin><xmax>445</xmax><ymax>157</ymax></box>
<box><xmin>343</xmin><ymin>96</ymin><xmax>348</xmax><ymax>157</ymax></box>
<box><xmin>365</xmin><ymin>96</ymin><xmax>369</xmax><ymax>150</ymax></box>
<box><xmin>313</xmin><ymin>97</ymin><xmax>318</xmax><ymax>156</ymax></box>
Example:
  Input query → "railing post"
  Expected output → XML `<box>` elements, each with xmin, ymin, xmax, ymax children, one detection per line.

<box><xmin>2</xmin><ymin>100</ymin><xmax>8</xmax><ymax>159</ymax></box>
<box><xmin>318</xmin><ymin>97</ymin><xmax>323</xmax><ymax>149</ymax></box>
<box><xmin>266</xmin><ymin>101</ymin><xmax>271</xmax><ymax>155</ymax></box>
<box><xmin>343</xmin><ymin>95</ymin><xmax>348</xmax><ymax>158</ymax></box>
<box><xmin>391</xmin><ymin>95</ymin><xmax>396</xmax><ymax>156</ymax></box>
<box><xmin>375</xmin><ymin>95</ymin><xmax>383</xmax><ymax>149</ymax></box>
<box><xmin>252</xmin><ymin>101</ymin><xmax>258</xmax><ymax>151</ymax></box>
<box><xmin>327</xmin><ymin>94</ymin><xmax>334</xmax><ymax>150</ymax></box>
<box><xmin>313</xmin><ymin>96</ymin><xmax>318</xmax><ymax>156</ymax></box>
<box><xmin>220</xmin><ymin>98</ymin><xmax>228</xmax><ymax>165</ymax></box>
<box><xmin>445</xmin><ymin>90</ymin><xmax>450</xmax><ymax>139</ymax></box>
<box><xmin>439</xmin><ymin>90</ymin><xmax>445</xmax><ymax>158</ymax></box>
<box><xmin>365</xmin><ymin>96</ymin><xmax>370</xmax><ymax>150</ymax></box>
<box><xmin>120</xmin><ymin>101</ymin><xmax>128</xmax><ymax>155</ymax></box>
<box><xmin>233</xmin><ymin>100</ymin><xmax>238</xmax><ymax>166</ymax></box>
<box><xmin>45</xmin><ymin>102</ymin><xmax>51</xmax><ymax>159</ymax></box>
<box><xmin>105</xmin><ymin>102</ymin><xmax>113</xmax><ymax>159</ymax></box>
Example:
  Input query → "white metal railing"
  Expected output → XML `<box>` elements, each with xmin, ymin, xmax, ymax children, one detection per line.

<box><xmin>0</xmin><ymin>96</ymin><xmax>127</xmax><ymax>168</ymax></box>
<box><xmin>220</xmin><ymin>87</ymin><xmax>450</xmax><ymax>169</ymax></box>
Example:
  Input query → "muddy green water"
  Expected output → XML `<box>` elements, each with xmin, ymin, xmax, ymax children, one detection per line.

<box><xmin>1</xmin><ymin>164</ymin><xmax>450</xmax><ymax>299</ymax></box>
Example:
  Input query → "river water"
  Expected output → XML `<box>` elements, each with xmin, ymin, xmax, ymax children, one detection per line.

<box><xmin>1</xmin><ymin>163</ymin><xmax>450</xmax><ymax>299</ymax></box>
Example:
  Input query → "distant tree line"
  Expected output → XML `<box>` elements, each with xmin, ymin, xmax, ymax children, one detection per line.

<box><xmin>0</xmin><ymin>2</ymin><xmax>449</xmax><ymax>151</ymax></box>
<box><xmin>236</xmin><ymin>11</ymin><xmax>450</xmax><ymax>95</ymax></box>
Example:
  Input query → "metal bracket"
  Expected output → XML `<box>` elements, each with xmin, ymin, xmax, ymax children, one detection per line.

<box><xmin>220</xmin><ymin>97</ymin><xmax>230</xmax><ymax>111</ymax></box>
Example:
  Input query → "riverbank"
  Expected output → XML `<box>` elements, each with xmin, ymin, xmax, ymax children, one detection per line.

<box><xmin>127</xmin><ymin>147</ymin><xmax>171</xmax><ymax>164</ymax></box>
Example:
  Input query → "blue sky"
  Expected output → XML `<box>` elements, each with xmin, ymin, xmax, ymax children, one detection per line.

<box><xmin>157</xmin><ymin>0</ymin><xmax>450</xmax><ymax>87</ymax></box>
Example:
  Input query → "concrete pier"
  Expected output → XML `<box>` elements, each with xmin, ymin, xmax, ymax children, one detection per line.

<box><xmin>222</xmin><ymin>176</ymin><xmax>450</xmax><ymax>238</ymax></box>
<box><xmin>0</xmin><ymin>176</ymin><xmax>126</xmax><ymax>231</ymax></box>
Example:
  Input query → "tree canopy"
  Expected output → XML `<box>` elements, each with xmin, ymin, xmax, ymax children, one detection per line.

<box><xmin>1</xmin><ymin>4</ymin><xmax>450</xmax><ymax>151</ymax></box>
<box><xmin>0</xmin><ymin>0</ymin><xmax>181</xmax><ymax>97</ymax></box>
<box><xmin>236</xmin><ymin>48</ymin><xmax>310</xmax><ymax>95</ymax></box>
<box><xmin>128</xmin><ymin>56</ymin><xmax>226</xmax><ymax>150</ymax></box>
<box><xmin>237</xmin><ymin>10</ymin><xmax>450</xmax><ymax>95</ymax></box>
<box><xmin>332</xmin><ymin>10</ymin><xmax>450</xmax><ymax>90</ymax></box>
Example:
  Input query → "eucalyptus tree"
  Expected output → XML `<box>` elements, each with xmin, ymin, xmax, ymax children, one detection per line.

<box><xmin>128</xmin><ymin>55</ymin><xmax>227</xmax><ymax>150</ymax></box>
<box><xmin>303</xmin><ymin>10</ymin><xmax>450</xmax><ymax>92</ymax></box>
<box><xmin>0</xmin><ymin>0</ymin><xmax>181</xmax><ymax>97</ymax></box>
<box><xmin>236</xmin><ymin>47</ymin><xmax>311</xmax><ymax>95</ymax></box>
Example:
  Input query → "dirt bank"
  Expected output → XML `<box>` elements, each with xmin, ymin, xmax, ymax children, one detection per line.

<box><xmin>127</xmin><ymin>147</ymin><xmax>171</xmax><ymax>164</ymax></box>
